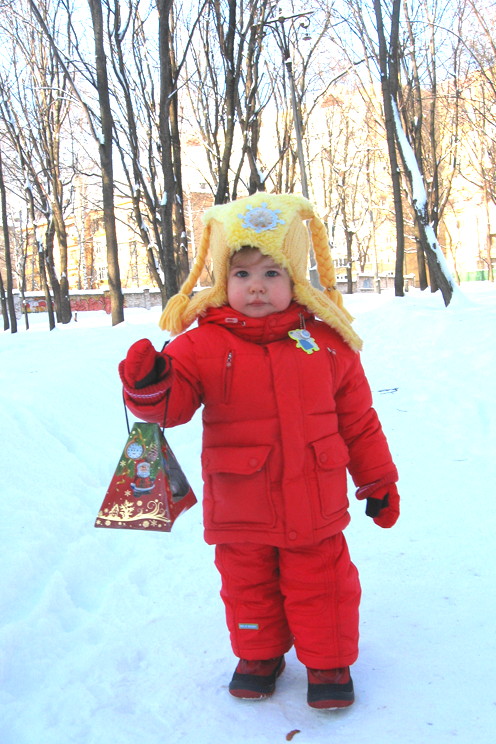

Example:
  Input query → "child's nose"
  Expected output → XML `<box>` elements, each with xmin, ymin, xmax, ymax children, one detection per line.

<box><xmin>249</xmin><ymin>279</ymin><xmax>265</xmax><ymax>293</ymax></box>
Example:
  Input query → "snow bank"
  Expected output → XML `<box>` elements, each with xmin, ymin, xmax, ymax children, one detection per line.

<box><xmin>1</xmin><ymin>283</ymin><xmax>495</xmax><ymax>743</ymax></box>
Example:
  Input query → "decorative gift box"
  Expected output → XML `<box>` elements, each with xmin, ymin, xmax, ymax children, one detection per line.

<box><xmin>95</xmin><ymin>422</ymin><xmax>196</xmax><ymax>532</ymax></box>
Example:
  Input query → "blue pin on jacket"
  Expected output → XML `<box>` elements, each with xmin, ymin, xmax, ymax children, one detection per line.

<box><xmin>288</xmin><ymin>329</ymin><xmax>320</xmax><ymax>354</ymax></box>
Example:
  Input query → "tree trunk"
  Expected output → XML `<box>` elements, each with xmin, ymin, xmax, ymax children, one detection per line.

<box><xmin>88</xmin><ymin>0</ymin><xmax>124</xmax><ymax>325</ymax></box>
<box><xmin>157</xmin><ymin>0</ymin><xmax>180</xmax><ymax>299</ymax></box>
<box><xmin>18</xmin><ymin>257</ymin><xmax>30</xmax><ymax>331</ymax></box>
<box><xmin>345</xmin><ymin>230</ymin><xmax>354</xmax><ymax>294</ymax></box>
<box><xmin>18</xmin><ymin>216</ymin><xmax>30</xmax><ymax>329</ymax></box>
<box><xmin>215</xmin><ymin>0</ymin><xmax>237</xmax><ymax>204</ymax></box>
<box><xmin>416</xmin><ymin>239</ymin><xmax>428</xmax><ymax>290</ymax></box>
<box><xmin>243</xmin><ymin>20</ymin><xmax>265</xmax><ymax>195</ymax></box>
<box><xmin>0</xmin><ymin>273</ymin><xmax>9</xmax><ymax>331</ymax></box>
<box><xmin>44</xmin><ymin>217</ymin><xmax>63</xmax><ymax>322</ymax></box>
<box><xmin>0</xmin><ymin>148</ymin><xmax>17</xmax><ymax>333</ymax></box>
<box><xmin>52</xmin><ymin>200</ymin><xmax>72</xmax><ymax>323</ymax></box>
<box><xmin>168</xmin><ymin>42</ymin><xmax>189</xmax><ymax>285</ymax></box>
<box><xmin>391</xmin><ymin>100</ymin><xmax>455</xmax><ymax>304</ymax></box>
<box><xmin>373</xmin><ymin>0</ymin><xmax>405</xmax><ymax>297</ymax></box>
<box><xmin>39</xmin><ymin>246</ymin><xmax>56</xmax><ymax>331</ymax></box>
<box><xmin>109</xmin><ymin>3</ymin><xmax>168</xmax><ymax>302</ymax></box>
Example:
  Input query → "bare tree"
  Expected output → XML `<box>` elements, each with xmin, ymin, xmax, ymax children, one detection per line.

<box><xmin>396</xmin><ymin>0</ymin><xmax>464</xmax><ymax>291</ymax></box>
<box><xmin>379</xmin><ymin>0</ymin><xmax>458</xmax><ymax>303</ymax></box>
<box><xmin>24</xmin><ymin>0</ymin><xmax>124</xmax><ymax>324</ymax></box>
<box><xmin>109</xmin><ymin>0</ymin><xmax>175</xmax><ymax>303</ymax></box>
<box><xmin>330</xmin><ymin>0</ymin><xmax>457</xmax><ymax>303</ymax></box>
<box><xmin>0</xmin><ymin>0</ymin><xmax>76</xmax><ymax>323</ymax></box>
<box><xmin>0</xmin><ymin>88</ymin><xmax>58</xmax><ymax>328</ymax></box>
<box><xmin>370</xmin><ymin>0</ymin><xmax>407</xmax><ymax>296</ymax></box>
<box><xmin>185</xmin><ymin>0</ymin><xmax>275</xmax><ymax>203</ymax></box>
<box><xmin>315</xmin><ymin>86</ymin><xmax>388</xmax><ymax>291</ymax></box>
<box><xmin>0</xmin><ymin>148</ymin><xmax>17</xmax><ymax>332</ymax></box>
<box><xmin>456</xmin><ymin>0</ymin><xmax>496</xmax><ymax>280</ymax></box>
<box><xmin>155</xmin><ymin>0</ymin><xmax>183</xmax><ymax>293</ymax></box>
<box><xmin>87</xmin><ymin>0</ymin><xmax>124</xmax><ymax>324</ymax></box>
<box><xmin>106</xmin><ymin>0</ymin><xmax>201</xmax><ymax>301</ymax></box>
<box><xmin>234</xmin><ymin>1</ymin><xmax>272</xmax><ymax>196</ymax></box>
<box><xmin>0</xmin><ymin>273</ymin><xmax>8</xmax><ymax>330</ymax></box>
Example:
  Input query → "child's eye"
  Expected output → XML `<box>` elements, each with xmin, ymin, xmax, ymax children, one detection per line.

<box><xmin>234</xmin><ymin>270</ymin><xmax>249</xmax><ymax>278</ymax></box>
<box><xmin>266</xmin><ymin>269</ymin><xmax>280</xmax><ymax>277</ymax></box>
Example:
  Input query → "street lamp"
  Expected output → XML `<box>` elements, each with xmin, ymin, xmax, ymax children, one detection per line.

<box><xmin>263</xmin><ymin>10</ymin><xmax>313</xmax><ymax>199</ymax></box>
<box><xmin>260</xmin><ymin>9</ymin><xmax>321</xmax><ymax>287</ymax></box>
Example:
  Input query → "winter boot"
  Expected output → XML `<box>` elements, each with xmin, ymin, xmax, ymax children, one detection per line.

<box><xmin>307</xmin><ymin>666</ymin><xmax>355</xmax><ymax>709</ymax></box>
<box><xmin>228</xmin><ymin>656</ymin><xmax>286</xmax><ymax>699</ymax></box>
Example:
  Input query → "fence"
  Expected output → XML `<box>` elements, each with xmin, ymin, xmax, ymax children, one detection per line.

<box><xmin>5</xmin><ymin>275</ymin><xmax>411</xmax><ymax>318</ymax></box>
<box><xmin>7</xmin><ymin>288</ymin><xmax>163</xmax><ymax>317</ymax></box>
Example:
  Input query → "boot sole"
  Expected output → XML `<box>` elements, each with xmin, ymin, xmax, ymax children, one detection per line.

<box><xmin>307</xmin><ymin>679</ymin><xmax>355</xmax><ymax>709</ymax></box>
<box><xmin>308</xmin><ymin>697</ymin><xmax>354</xmax><ymax>710</ymax></box>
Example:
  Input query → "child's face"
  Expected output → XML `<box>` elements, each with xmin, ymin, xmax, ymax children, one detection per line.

<box><xmin>227</xmin><ymin>248</ymin><xmax>293</xmax><ymax>318</ymax></box>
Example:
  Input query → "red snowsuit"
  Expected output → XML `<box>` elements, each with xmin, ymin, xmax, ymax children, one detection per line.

<box><xmin>123</xmin><ymin>302</ymin><xmax>398</xmax><ymax>667</ymax></box>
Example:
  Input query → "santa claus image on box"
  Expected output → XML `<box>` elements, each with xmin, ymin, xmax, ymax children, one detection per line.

<box><xmin>124</xmin><ymin>440</ymin><xmax>156</xmax><ymax>495</ymax></box>
<box><xmin>130</xmin><ymin>459</ymin><xmax>155</xmax><ymax>494</ymax></box>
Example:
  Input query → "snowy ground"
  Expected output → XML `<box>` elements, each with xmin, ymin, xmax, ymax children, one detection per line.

<box><xmin>1</xmin><ymin>283</ymin><xmax>495</xmax><ymax>744</ymax></box>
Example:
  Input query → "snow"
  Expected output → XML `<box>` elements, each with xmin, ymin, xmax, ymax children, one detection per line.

<box><xmin>391</xmin><ymin>98</ymin><xmax>426</xmax><ymax>211</ymax></box>
<box><xmin>1</xmin><ymin>283</ymin><xmax>496</xmax><ymax>744</ymax></box>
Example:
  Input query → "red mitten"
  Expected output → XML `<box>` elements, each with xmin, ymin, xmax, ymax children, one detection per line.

<box><xmin>119</xmin><ymin>339</ymin><xmax>170</xmax><ymax>403</ymax></box>
<box><xmin>356</xmin><ymin>479</ymin><xmax>400</xmax><ymax>528</ymax></box>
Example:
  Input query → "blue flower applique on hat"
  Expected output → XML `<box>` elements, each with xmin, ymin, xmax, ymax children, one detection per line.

<box><xmin>238</xmin><ymin>203</ymin><xmax>285</xmax><ymax>233</ymax></box>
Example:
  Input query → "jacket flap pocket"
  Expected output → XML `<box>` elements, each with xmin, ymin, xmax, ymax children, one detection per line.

<box><xmin>202</xmin><ymin>445</ymin><xmax>272</xmax><ymax>475</ymax></box>
<box><xmin>311</xmin><ymin>433</ymin><xmax>349</xmax><ymax>470</ymax></box>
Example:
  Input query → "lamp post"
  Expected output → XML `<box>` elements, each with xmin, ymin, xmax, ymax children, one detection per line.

<box><xmin>263</xmin><ymin>11</ymin><xmax>312</xmax><ymax>199</ymax></box>
<box><xmin>262</xmin><ymin>10</ymin><xmax>321</xmax><ymax>287</ymax></box>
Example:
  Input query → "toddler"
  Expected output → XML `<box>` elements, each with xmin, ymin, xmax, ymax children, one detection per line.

<box><xmin>119</xmin><ymin>193</ymin><xmax>399</xmax><ymax>709</ymax></box>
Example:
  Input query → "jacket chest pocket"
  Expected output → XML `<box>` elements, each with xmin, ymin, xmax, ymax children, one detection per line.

<box><xmin>202</xmin><ymin>444</ymin><xmax>276</xmax><ymax>527</ymax></box>
<box><xmin>310</xmin><ymin>433</ymin><xmax>350</xmax><ymax>519</ymax></box>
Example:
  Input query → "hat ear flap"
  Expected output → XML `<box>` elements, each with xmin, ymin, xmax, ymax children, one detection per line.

<box><xmin>309</xmin><ymin>216</ymin><xmax>353</xmax><ymax>322</ymax></box>
<box><xmin>159</xmin><ymin>222</ymin><xmax>212</xmax><ymax>333</ymax></box>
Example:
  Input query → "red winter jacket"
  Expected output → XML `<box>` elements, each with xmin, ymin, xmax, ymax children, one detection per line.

<box><xmin>123</xmin><ymin>302</ymin><xmax>398</xmax><ymax>548</ymax></box>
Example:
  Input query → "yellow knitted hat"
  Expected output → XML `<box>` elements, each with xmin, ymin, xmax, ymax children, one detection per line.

<box><xmin>159</xmin><ymin>192</ymin><xmax>362</xmax><ymax>351</ymax></box>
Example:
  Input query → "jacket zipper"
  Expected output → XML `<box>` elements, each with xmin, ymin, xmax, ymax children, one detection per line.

<box><xmin>223</xmin><ymin>350</ymin><xmax>234</xmax><ymax>403</ymax></box>
<box><xmin>326</xmin><ymin>346</ymin><xmax>337</xmax><ymax>378</ymax></box>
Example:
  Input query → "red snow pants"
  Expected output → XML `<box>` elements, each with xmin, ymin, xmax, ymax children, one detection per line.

<box><xmin>214</xmin><ymin>533</ymin><xmax>361</xmax><ymax>669</ymax></box>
